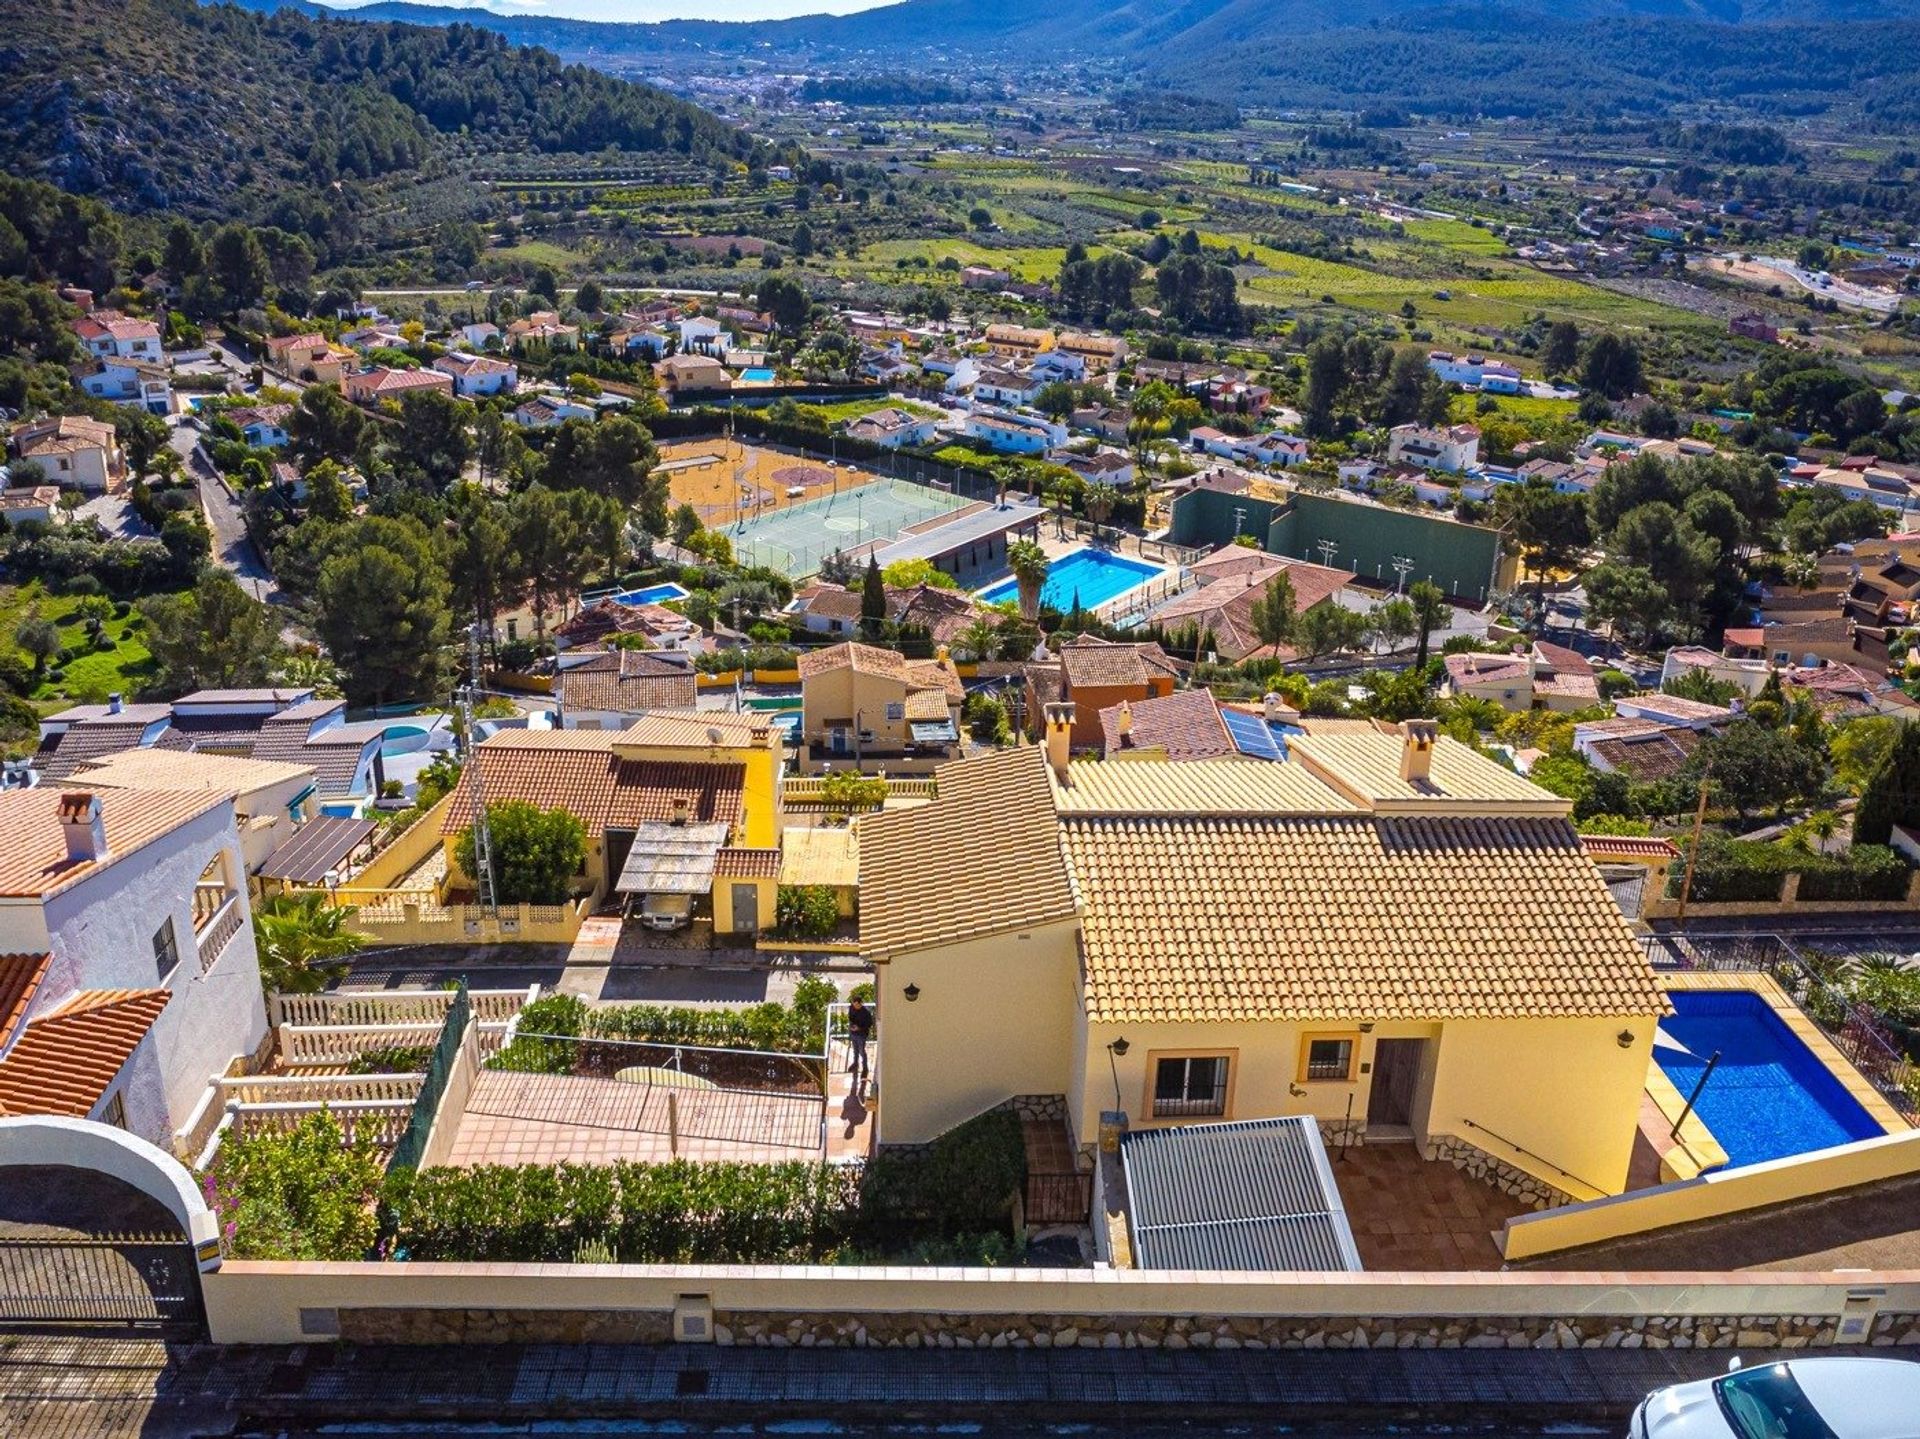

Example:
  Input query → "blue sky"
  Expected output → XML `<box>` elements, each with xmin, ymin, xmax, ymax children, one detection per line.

<box><xmin>322</xmin><ymin>0</ymin><xmax>894</xmax><ymax>20</ymax></box>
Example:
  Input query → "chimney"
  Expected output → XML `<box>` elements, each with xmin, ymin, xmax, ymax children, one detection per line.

<box><xmin>1116</xmin><ymin>699</ymin><xmax>1133</xmax><ymax>747</ymax></box>
<box><xmin>57</xmin><ymin>792</ymin><xmax>108</xmax><ymax>864</ymax></box>
<box><xmin>1400</xmin><ymin>719</ymin><xmax>1438</xmax><ymax>785</ymax></box>
<box><xmin>107</xmin><ymin>692</ymin><xmax>123</xmax><ymax>715</ymax></box>
<box><xmin>1262</xmin><ymin>691</ymin><xmax>1293</xmax><ymax>723</ymax></box>
<box><xmin>1043</xmin><ymin>701</ymin><xmax>1076</xmax><ymax>781</ymax></box>
<box><xmin>670</xmin><ymin>796</ymin><xmax>691</xmax><ymax>827</ymax></box>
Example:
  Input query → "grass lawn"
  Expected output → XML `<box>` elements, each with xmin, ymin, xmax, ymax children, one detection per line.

<box><xmin>0</xmin><ymin>581</ymin><xmax>167</xmax><ymax>711</ymax></box>
<box><xmin>1449</xmin><ymin>392</ymin><xmax>1579</xmax><ymax>423</ymax></box>
<box><xmin>837</xmin><ymin>238</ymin><xmax>1102</xmax><ymax>282</ymax></box>
<box><xmin>485</xmin><ymin>239</ymin><xmax>588</xmax><ymax>269</ymax></box>
<box><xmin>794</xmin><ymin>397</ymin><xmax>942</xmax><ymax>424</ymax></box>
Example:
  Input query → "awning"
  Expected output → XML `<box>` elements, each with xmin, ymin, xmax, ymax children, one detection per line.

<box><xmin>909</xmin><ymin>719</ymin><xmax>958</xmax><ymax>742</ymax></box>
<box><xmin>614</xmin><ymin>822</ymin><xmax>730</xmax><ymax>895</ymax></box>
<box><xmin>256</xmin><ymin>816</ymin><xmax>379</xmax><ymax>884</ymax></box>
<box><xmin>1121</xmin><ymin>1116</ymin><xmax>1362</xmax><ymax>1273</ymax></box>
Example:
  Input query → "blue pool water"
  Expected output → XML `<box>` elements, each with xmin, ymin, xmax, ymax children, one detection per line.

<box><xmin>379</xmin><ymin>723</ymin><xmax>429</xmax><ymax>758</ymax></box>
<box><xmin>613</xmin><ymin>582</ymin><xmax>690</xmax><ymax>607</ymax></box>
<box><xmin>740</xmin><ymin>367</ymin><xmax>777</xmax><ymax>383</ymax></box>
<box><xmin>1654</xmin><ymin>990</ymin><xmax>1883</xmax><ymax>1168</ymax></box>
<box><xmin>976</xmin><ymin>548</ymin><xmax>1164</xmax><ymax>612</ymax></box>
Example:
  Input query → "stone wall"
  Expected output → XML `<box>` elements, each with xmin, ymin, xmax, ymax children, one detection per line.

<box><xmin>1426</xmin><ymin>1133</ymin><xmax>1574</xmax><ymax>1210</ymax></box>
<box><xmin>1318</xmin><ymin>1117</ymin><xmax>1366</xmax><ymax>1150</ymax></box>
<box><xmin>328</xmin><ymin>1305</ymin><xmax>1920</xmax><ymax>1350</ymax></box>
<box><xmin>706</xmin><ymin>1310</ymin><xmax>1920</xmax><ymax>1350</ymax></box>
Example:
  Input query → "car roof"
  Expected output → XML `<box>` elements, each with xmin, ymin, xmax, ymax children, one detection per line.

<box><xmin>1785</xmin><ymin>1358</ymin><xmax>1920</xmax><ymax>1438</ymax></box>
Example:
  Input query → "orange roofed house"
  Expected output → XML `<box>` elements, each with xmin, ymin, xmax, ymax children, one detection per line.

<box><xmin>796</xmin><ymin>642</ymin><xmax>965</xmax><ymax>774</ymax></box>
<box><xmin>0</xmin><ymin>788</ymin><xmax>266</xmax><ymax>1152</ymax></box>
<box><xmin>1025</xmin><ymin>636</ymin><xmax>1180</xmax><ymax>749</ymax></box>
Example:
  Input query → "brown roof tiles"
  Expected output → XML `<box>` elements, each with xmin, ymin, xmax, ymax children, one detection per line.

<box><xmin>0</xmin><ymin>988</ymin><xmax>171</xmax><ymax>1117</ymax></box>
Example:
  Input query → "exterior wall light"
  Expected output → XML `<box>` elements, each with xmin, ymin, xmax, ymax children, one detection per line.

<box><xmin>903</xmin><ymin>983</ymin><xmax>920</xmax><ymax>1002</ymax></box>
<box><xmin>1617</xmin><ymin>1029</ymin><xmax>1636</xmax><ymax>1048</ymax></box>
<box><xmin>1107</xmin><ymin>1037</ymin><xmax>1129</xmax><ymax>1057</ymax></box>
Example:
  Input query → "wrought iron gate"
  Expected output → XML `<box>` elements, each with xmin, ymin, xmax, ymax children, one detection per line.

<box><xmin>0</xmin><ymin>1236</ymin><xmax>204</xmax><ymax>1331</ymax></box>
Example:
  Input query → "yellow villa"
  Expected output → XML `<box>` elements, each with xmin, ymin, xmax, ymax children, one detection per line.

<box><xmin>859</xmin><ymin>711</ymin><xmax>1668</xmax><ymax>1203</ymax></box>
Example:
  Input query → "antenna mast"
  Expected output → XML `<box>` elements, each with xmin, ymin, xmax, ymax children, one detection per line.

<box><xmin>460</xmin><ymin>621</ymin><xmax>497</xmax><ymax>917</ymax></box>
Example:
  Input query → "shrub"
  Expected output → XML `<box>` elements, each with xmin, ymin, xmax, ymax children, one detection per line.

<box><xmin>776</xmin><ymin>884</ymin><xmax>839</xmax><ymax>938</ymax></box>
<box><xmin>204</xmin><ymin>1110</ymin><xmax>384</xmax><ymax>1260</ymax></box>
<box><xmin>488</xmin><ymin>984</ymin><xmax>841</xmax><ymax>1072</ymax></box>
<box><xmin>820</xmin><ymin>770</ymin><xmax>887</xmax><ymax>809</ymax></box>
<box><xmin>347</xmin><ymin>1045</ymin><xmax>433</xmax><ymax>1075</ymax></box>
<box><xmin>858</xmin><ymin>1108</ymin><xmax>1025</xmax><ymax>1241</ymax></box>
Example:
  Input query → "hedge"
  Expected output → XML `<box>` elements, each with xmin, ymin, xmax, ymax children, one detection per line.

<box><xmin>1674</xmin><ymin>838</ymin><xmax>1914</xmax><ymax>904</ymax></box>
<box><xmin>489</xmin><ymin>980</ymin><xmax>840</xmax><ymax>1073</ymax></box>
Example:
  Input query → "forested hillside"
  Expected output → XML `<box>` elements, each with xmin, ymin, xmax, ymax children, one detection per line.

<box><xmin>0</xmin><ymin>0</ymin><xmax>781</xmax><ymax>223</ymax></box>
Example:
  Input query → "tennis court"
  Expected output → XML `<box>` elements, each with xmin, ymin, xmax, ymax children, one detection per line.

<box><xmin>728</xmin><ymin>478</ymin><xmax>970</xmax><ymax>578</ymax></box>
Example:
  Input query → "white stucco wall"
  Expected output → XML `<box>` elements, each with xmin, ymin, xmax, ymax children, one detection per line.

<box><xmin>33</xmin><ymin>802</ymin><xmax>267</xmax><ymax>1147</ymax></box>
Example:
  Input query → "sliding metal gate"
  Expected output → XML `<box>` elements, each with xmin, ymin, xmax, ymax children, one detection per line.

<box><xmin>0</xmin><ymin>1236</ymin><xmax>204</xmax><ymax>1331</ymax></box>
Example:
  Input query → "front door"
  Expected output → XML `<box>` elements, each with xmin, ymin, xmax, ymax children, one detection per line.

<box><xmin>1367</xmin><ymin>1038</ymin><xmax>1425</xmax><ymax>1127</ymax></box>
<box><xmin>731</xmin><ymin>882</ymin><xmax>759</xmax><ymax>933</ymax></box>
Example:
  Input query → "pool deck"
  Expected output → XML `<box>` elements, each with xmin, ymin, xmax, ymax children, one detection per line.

<box><xmin>1659</xmin><ymin>971</ymin><xmax>1910</xmax><ymax>1136</ymax></box>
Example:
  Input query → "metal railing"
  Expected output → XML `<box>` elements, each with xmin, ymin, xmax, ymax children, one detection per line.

<box><xmin>1640</xmin><ymin>931</ymin><xmax>1919</xmax><ymax>1120</ymax></box>
<box><xmin>1460</xmin><ymin>1118</ymin><xmax>1608</xmax><ymax>1202</ymax></box>
<box><xmin>1024</xmin><ymin>1171</ymin><xmax>1094</xmax><ymax>1226</ymax></box>
<box><xmin>0</xmin><ymin>1237</ymin><xmax>203</xmax><ymax>1329</ymax></box>
<box><xmin>388</xmin><ymin>982</ymin><xmax>472</xmax><ymax>1173</ymax></box>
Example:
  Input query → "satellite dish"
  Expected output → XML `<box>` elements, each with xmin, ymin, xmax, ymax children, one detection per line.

<box><xmin>707</xmin><ymin>726</ymin><xmax>724</xmax><ymax>745</ymax></box>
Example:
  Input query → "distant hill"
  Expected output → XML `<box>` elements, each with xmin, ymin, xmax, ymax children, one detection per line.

<box><xmin>0</xmin><ymin>0</ymin><xmax>778</xmax><ymax>218</ymax></box>
<box><xmin>236</xmin><ymin>0</ymin><xmax>1920</xmax><ymax>121</ymax></box>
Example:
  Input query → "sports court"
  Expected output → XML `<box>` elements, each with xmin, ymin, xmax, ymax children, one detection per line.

<box><xmin>726</xmin><ymin>477</ymin><xmax>971</xmax><ymax>578</ymax></box>
<box><xmin>659</xmin><ymin>437</ymin><xmax>894</xmax><ymax>529</ymax></box>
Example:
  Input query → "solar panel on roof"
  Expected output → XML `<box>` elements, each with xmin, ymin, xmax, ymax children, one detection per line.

<box><xmin>1220</xmin><ymin>707</ymin><xmax>1286</xmax><ymax>760</ymax></box>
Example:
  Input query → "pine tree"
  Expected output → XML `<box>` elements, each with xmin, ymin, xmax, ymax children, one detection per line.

<box><xmin>1854</xmin><ymin>723</ymin><xmax>1920</xmax><ymax>846</ymax></box>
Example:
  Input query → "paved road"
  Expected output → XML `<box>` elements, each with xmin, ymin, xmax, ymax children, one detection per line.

<box><xmin>174</xmin><ymin>419</ymin><xmax>282</xmax><ymax>605</ymax></box>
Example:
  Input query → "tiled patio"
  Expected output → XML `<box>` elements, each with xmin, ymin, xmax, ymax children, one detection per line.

<box><xmin>441</xmin><ymin>1070</ymin><xmax>827</xmax><ymax>1167</ymax></box>
<box><xmin>1330</xmin><ymin>1142</ymin><xmax>1530</xmax><ymax>1270</ymax></box>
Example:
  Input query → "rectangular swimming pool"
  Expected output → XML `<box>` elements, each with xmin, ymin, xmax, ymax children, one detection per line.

<box><xmin>1653</xmin><ymin>990</ymin><xmax>1883</xmax><ymax>1168</ymax></box>
<box><xmin>739</xmin><ymin>367</ymin><xmax>777</xmax><ymax>383</ymax></box>
<box><xmin>976</xmin><ymin>547</ymin><xmax>1164</xmax><ymax>612</ymax></box>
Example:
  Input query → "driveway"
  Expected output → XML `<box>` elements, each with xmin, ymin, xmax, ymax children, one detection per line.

<box><xmin>177</xmin><ymin>419</ymin><xmax>282</xmax><ymax>604</ymax></box>
<box><xmin>75</xmin><ymin>493</ymin><xmax>154</xmax><ymax>540</ymax></box>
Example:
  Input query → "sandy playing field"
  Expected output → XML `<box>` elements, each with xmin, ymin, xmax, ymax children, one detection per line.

<box><xmin>657</xmin><ymin>438</ymin><xmax>892</xmax><ymax>526</ymax></box>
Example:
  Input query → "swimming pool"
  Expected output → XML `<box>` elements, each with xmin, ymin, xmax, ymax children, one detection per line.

<box><xmin>1653</xmin><ymin>990</ymin><xmax>1883</xmax><ymax>1168</ymax></box>
<box><xmin>976</xmin><ymin>548</ymin><xmax>1165</xmax><ymax>613</ymax></box>
<box><xmin>613</xmin><ymin>582</ymin><xmax>690</xmax><ymax>607</ymax></box>
<box><xmin>739</xmin><ymin>367</ymin><xmax>777</xmax><ymax>383</ymax></box>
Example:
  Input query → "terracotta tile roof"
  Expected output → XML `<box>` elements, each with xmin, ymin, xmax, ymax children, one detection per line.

<box><xmin>1444</xmin><ymin>652</ymin><xmax>1532</xmax><ymax>689</ymax></box>
<box><xmin>0</xmin><ymin>953</ymin><xmax>52</xmax><ymax>1050</ymax></box>
<box><xmin>713</xmin><ymin>847</ymin><xmax>781</xmax><ymax>879</ymax></box>
<box><xmin>903</xmin><ymin>688</ymin><xmax>952</xmax><ymax>721</ymax></box>
<box><xmin>1065</xmin><ymin>816</ymin><xmax>1665</xmax><ymax>1023</ymax></box>
<box><xmin>1151</xmin><ymin>561</ymin><xmax>1349</xmax><ymax>661</ymax></box>
<box><xmin>860</xmin><ymin>748</ymin><xmax>1078</xmax><ymax>957</ymax></box>
<box><xmin>0</xmin><ymin>789</ymin><xmax>226</xmax><ymax>899</ymax></box>
<box><xmin>780</xmin><ymin>826</ymin><xmax>858</xmax><ymax>888</ymax></box>
<box><xmin>1058</xmin><ymin>637</ymin><xmax>1179</xmax><ymax>690</ymax></box>
<box><xmin>35</xmin><ymin>720</ymin><xmax>170</xmax><ymax>781</ymax></box>
<box><xmin>1619</xmin><ymin>694</ymin><xmax>1731</xmax><ymax>724</ymax></box>
<box><xmin>1053</xmin><ymin>757</ymin><xmax>1354</xmax><ymax>816</ymax></box>
<box><xmin>1581</xmin><ymin>834</ymin><xmax>1681</xmax><ymax>861</ymax></box>
<box><xmin>1288</xmin><ymin>732</ymin><xmax>1569</xmax><ymax>815</ymax></box>
<box><xmin>0</xmin><ymin>988</ymin><xmax>171</xmax><ymax>1117</ymax></box>
<box><xmin>73</xmin><ymin>747</ymin><xmax>316</xmax><ymax>798</ymax></box>
<box><xmin>1586</xmin><ymin>728</ymin><xmax>1703</xmax><ymax>782</ymax></box>
<box><xmin>444</xmin><ymin>733</ymin><xmax>745</xmax><ymax>840</ymax></box>
<box><xmin>616</xmin><ymin>710</ymin><xmax>769</xmax><ymax>750</ymax></box>
<box><xmin>557</xmin><ymin>652</ymin><xmax>698</xmax><ymax>716</ymax></box>
<box><xmin>1098</xmin><ymin>690</ymin><xmax>1238</xmax><ymax>761</ymax></box>
<box><xmin>554</xmin><ymin>602</ymin><xmax>659</xmax><ymax>643</ymax></box>
<box><xmin>794</xmin><ymin>584</ymin><xmax>865</xmax><ymax>622</ymax></box>
<box><xmin>795</xmin><ymin>642</ymin><xmax>962</xmax><ymax>702</ymax></box>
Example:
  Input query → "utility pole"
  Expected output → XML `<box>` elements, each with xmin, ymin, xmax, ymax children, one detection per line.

<box><xmin>1391</xmin><ymin>554</ymin><xmax>1415</xmax><ymax>595</ymax></box>
<box><xmin>1315</xmin><ymin>537</ymin><xmax>1339</xmax><ymax>569</ymax></box>
<box><xmin>461</xmin><ymin>621</ymin><xmax>497</xmax><ymax>919</ymax></box>
<box><xmin>1674</xmin><ymin>766</ymin><xmax>1712</xmax><ymax>928</ymax></box>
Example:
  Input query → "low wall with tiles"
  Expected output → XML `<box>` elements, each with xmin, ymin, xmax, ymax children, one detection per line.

<box><xmin>204</xmin><ymin>1263</ymin><xmax>1920</xmax><ymax>1349</ymax></box>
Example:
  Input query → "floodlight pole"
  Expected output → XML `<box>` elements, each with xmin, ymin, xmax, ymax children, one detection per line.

<box><xmin>461</xmin><ymin>622</ymin><xmax>497</xmax><ymax>918</ymax></box>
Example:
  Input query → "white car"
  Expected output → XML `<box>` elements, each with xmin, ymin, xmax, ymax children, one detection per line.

<box><xmin>1631</xmin><ymin>1357</ymin><xmax>1920</xmax><ymax>1439</ymax></box>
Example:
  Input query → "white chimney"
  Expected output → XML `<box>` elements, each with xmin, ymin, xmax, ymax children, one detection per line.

<box><xmin>1400</xmin><ymin>719</ymin><xmax>1438</xmax><ymax>785</ymax></box>
<box><xmin>670</xmin><ymin>796</ymin><xmax>691</xmax><ymax>827</ymax></box>
<box><xmin>57</xmin><ymin>792</ymin><xmax>108</xmax><ymax>864</ymax></box>
<box><xmin>1115</xmin><ymin>700</ymin><xmax>1133</xmax><ymax>746</ymax></box>
<box><xmin>106</xmin><ymin>692</ymin><xmax>123</xmax><ymax>715</ymax></box>
<box><xmin>1043</xmin><ymin>701</ymin><xmax>1076</xmax><ymax>781</ymax></box>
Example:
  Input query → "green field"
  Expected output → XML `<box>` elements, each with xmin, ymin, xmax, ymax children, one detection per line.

<box><xmin>1448</xmin><ymin>392</ymin><xmax>1579</xmax><ymax>423</ymax></box>
<box><xmin>0</xmin><ymin>582</ymin><xmax>165</xmax><ymax>711</ymax></box>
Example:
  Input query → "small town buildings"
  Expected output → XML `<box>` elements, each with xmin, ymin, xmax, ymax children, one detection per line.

<box><xmin>339</xmin><ymin>325</ymin><xmax>407</xmax><ymax>354</ymax></box>
<box><xmin>1024</xmin><ymin>636</ymin><xmax>1179</xmax><ymax>749</ymax></box>
<box><xmin>433</xmin><ymin>351</ymin><xmax>519</xmax><ymax>397</ymax></box>
<box><xmin>1056</xmin><ymin>332</ymin><xmax>1128</xmax><ymax>375</ymax></box>
<box><xmin>1097</xmin><ymin>688</ymin><xmax>1244</xmax><ymax>762</ymax></box>
<box><xmin>456</xmin><ymin>322</ymin><xmax>502</xmax><ymax>351</ymax></box>
<box><xmin>68</xmin><ymin>747</ymin><xmax>320</xmax><ymax>873</ymax></box>
<box><xmin>513</xmin><ymin>395</ymin><xmax>595</xmax><ymax>429</ymax></box>
<box><xmin>788</xmin><ymin>582</ymin><xmax>988</xmax><ymax>646</ymax></box>
<box><xmin>983</xmin><ymin>323</ymin><xmax>1053</xmax><ymax>360</ymax></box>
<box><xmin>963</xmin><ymin>409</ymin><xmax>1066</xmax><ymax>454</ymax></box>
<box><xmin>0</xmin><ymin>787</ymin><xmax>266</xmax><ymax>1148</ymax></box>
<box><xmin>865</xmin><ymin>496</ymin><xmax>1048</xmax><ymax>588</ymax></box>
<box><xmin>74</xmin><ymin>310</ymin><xmax>162</xmax><ymax>364</ymax></box>
<box><xmin>657</xmin><ymin>353</ymin><xmax>733</xmax><ymax>396</ymax></box>
<box><xmin>226</xmin><ymin>405</ymin><xmax>291</xmax><ymax>448</ymax></box>
<box><xmin>973</xmin><ymin>368</ymin><xmax>1045</xmax><ymax>408</ymax></box>
<box><xmin>1054</xmin><ymin>449</ymin><xmax>1137</xmax><ymax>487</ymax></box>
<box><xmin>342</xmin><ymin>367</ymin><xmax>455</xmax><ymax>406</ymax></box>
<box><xmin>1730</xmin><ymin>312</ymin><xmax>1779</xmax><ymax>343</ymax></box>
<box><xmin>507</xmin><ymin>312</ymin><xmax>580</xmax><ymax>351</ymax></box>
<box><xmin>1147</xmin><ymin>550</ymin><xmax>1354</xmax><ymax>663</ymax></box>
<box><xmin>264</xmin><ymin>333</ymin><xmax>350</xmax><ymax>385</ymax></box>
<box><xmin>0</xmin><ymin>486</ymin><xmax>62</xmax><ymax>527</ymax></box>
<box><xmin>1571</xmin><ymin>716</ymin><xmax>1711</xmax><ymax>780</ymax></box>
<box><xmin>1029</xmin><ymin>350</ymin><xmax>1086</xmax><ymax>384</ymax></box>
<box><xmin>9</xmin><ymin>415</ymin><xmax>125</xmax><ymax>492</ymax></box>
<box><xmin>845</xmin><ymin>407</ymin><xmax>938</xmax><ymax>449</ymax></box>
<box><xmin>795</xmin><ymin>642</ymin><xmax>964</xmax><ymax>773</ymax></box>
<box><xmin>1442</xmin><ymin>641</ymin><xmax>1599</xmax><ymax>713</ymax></box>
<box><xmin>1387</xmin><ymin>423</ymin><xmax>1481</xmax><ymax>473</ymax></box>
<box><xmin>960</xmin><ymin>265</ymin><xmax>1011</xmax><ymax>290</ymax></box>
<box><xmin>441</xmin><ymin>712</ymin><xmax>781</xmax><ymax>934</ymax></box>
<box><xmin>79</xmin><ymin>359</ymin><xmax>172</xmax><ymax>415</ymax></box>
<box><xmin>859</xmin><ymin>723</ymin><xmax>1665</xmax><ymax>1205</ymax></box>
<box><xmin>556</xmin><ymin>650</ymin><xmax>700</xmax><ymax>729</ymax></box>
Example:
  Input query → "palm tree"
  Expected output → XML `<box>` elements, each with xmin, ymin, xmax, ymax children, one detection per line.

<box><xmin>276</xmin><ymin>652</ymin><xmax>345</xmax><ymax>698</ymax></box>
<box><xmin>1006</xmin><ymin>540</ymin><xmax>1051</xmax><ymax>622</ymax></box>
<box><xmin>956</xmin><ymin>616</ymin><xmax>1002</xmax><ymax>663</ymax></box>
<box><xmin>252</xmin><ymin>891</ymin><xmax>366</xmax><ymax>995</ymax></box>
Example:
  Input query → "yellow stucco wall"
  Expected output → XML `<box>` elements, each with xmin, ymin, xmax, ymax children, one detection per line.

<box><xmin>875</xmin><ymin>921</ymin><xmax>1081</xmax><ymax>1145</ymax></box>
<box><xmin>1078</xmin><ymin>1013</ymin><xmax>1654</xmax><ymax>1197</ymax></box>
<box><xmin>713</xmin><ymin>876</ymin><xmax>777</xmax><ymax>935</ymax></box>
<box><xmin>801</xmin><ymin>668</ymin><xmax>914</xmax><ymax>753</ymax></box>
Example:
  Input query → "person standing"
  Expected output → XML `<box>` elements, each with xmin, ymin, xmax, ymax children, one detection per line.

<box><xmin>847</xmin><ymin>996</ymin><xmax>874</xmax><ymax>1087</ymax></box>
